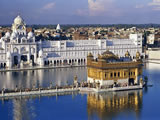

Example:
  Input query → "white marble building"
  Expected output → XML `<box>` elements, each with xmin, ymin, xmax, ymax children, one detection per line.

<box><xmin>0</xmin><ymin>15</ymin><xmax>37</xmax><ymax>68</ymax></box>
<box><xmin>0</xmin><ymin>16</ymin><xmax>143</xmax><ymax>68</ymax></box>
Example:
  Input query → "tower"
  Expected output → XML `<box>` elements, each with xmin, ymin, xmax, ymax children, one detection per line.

<box><xmin>12</xmin><ymin>15</ymin><xmax>26</xmax><ymax>35</ymax></box>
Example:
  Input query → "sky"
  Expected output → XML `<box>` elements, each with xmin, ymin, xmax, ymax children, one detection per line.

<box><xmin>0</xmin><ymin>0</ymin><xmax>160</xmax><ymax>24</ymax></box>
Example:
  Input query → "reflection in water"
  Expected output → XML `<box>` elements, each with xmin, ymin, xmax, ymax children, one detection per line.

<box><xmin>13</xmin><ymin>98</ymin><xmax>36</xmax><ymax>120</ymax></box>
<box><xmin>87</xmin><ymin>90</ymin><xmax>143</xmax><ymax>120</ymax></box>
<box><xmin>0</xmin><ymin>67</ymin><xmax>87</xmax><ymax>90</ymax></box>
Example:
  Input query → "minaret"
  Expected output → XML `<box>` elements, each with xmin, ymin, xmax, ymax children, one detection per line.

<box><xmin>56</xmin><ymin>24</ymin><xmax>61</xmax><ymax>33</ymax></box>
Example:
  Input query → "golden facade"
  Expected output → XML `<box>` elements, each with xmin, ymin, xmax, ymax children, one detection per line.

<box><xmin>87</xmin><ymin>50</ymin><xmax>143</xmax><ymax>86</ymax></box>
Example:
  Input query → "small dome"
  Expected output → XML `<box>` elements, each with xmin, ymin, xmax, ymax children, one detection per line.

<box><xmin>28</xmin><ymin>31</ymin><xmax>34</xmax><ymax>38</ymax></box>
<box><xmin>102</xmin><ymin>50</ymin><xmax>114</xmax><ymax>56</ymax></box>
<box><xmin>136</xmin><ymin>51</ymin><xmax>140</xmax><ymax>58</ymax></box>
<box><xmin>125</xmin><ymin>51</ymin><xmax>130</xmax><ymax>57</ymax></box>
<box><xmin>5</xmin><ymin>32</ymin><xmax>10</xmax><ymax>38</ymax></box>
<box><xmin>100</xmin><ymin>50</ymin><xmax>119</xmax><ymax>60</ymax></box>
<box><xmin>87</xmin><ymin>52</ymin><xmax>93</xmax><ymax>57</ymax></box>
<box><xmin>14</xmin><ymin>15</ymin><xmax>24</xmax><ymax>25</ymax></box>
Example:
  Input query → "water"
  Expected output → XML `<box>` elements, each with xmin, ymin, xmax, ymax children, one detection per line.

<box><xmin>0</xmin><ymin>63</ymin><xmax>160</xmax><ymax>120</ymax></box>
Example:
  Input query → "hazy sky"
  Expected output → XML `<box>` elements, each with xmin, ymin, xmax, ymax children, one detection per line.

<box><xmin>0</xmin><ymin>0</ymin><xmax>160</xmax><ymax>24</ymax></box>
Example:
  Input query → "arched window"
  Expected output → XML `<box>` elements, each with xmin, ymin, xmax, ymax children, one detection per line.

<box><xmin>31</xmin><ymin>47</ymin><xmax>35</xmax><ymax>54</ymax></box>
<box><xmin>13</xmin><ymin>47</ymin><xmax>19</xmax><ymax>53</ymax></box>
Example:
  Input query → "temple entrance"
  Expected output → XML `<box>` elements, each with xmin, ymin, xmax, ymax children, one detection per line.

<box><xmin>4</xmin><ymin>63</ymin><xmax>6</xmax><ymax>68</ymax></box>
<box><xmin>63</xmin><ymin>60</ymin><xmax>67</xmax><ymax>65</ymax></box>
<box><xmin>21</xmin><ymin>55</ymin><xmax>27</xmax><ymax>62</ymax></box>
<box><xmin>129</xmin><ymin>78</ymin><xmax>134</xmax><ymax>85</ymax></box>
<box><xmin>14</xmin><ymin>56</ymin><xmax>18</xmax><ymax>66</ymax></box>
<box><xmin>30</xmin><ymin>55</ymin><xmax>34</xmax><ymax>64</ymax></box>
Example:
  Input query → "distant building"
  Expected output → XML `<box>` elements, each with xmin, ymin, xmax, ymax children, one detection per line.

<box><xmin>72</xmin><ymin>32</ymin><xmax>88</xmax><ymax>40</ymax></box>
<box><xmin>0</xmin><ymin>15</ymin><xmax>143</xmax><ymax>68</ymax></box>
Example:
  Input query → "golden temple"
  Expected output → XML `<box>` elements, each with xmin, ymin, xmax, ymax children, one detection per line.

<box><xmin>87</xmin><ymin>50</ymin><xmax>143</xmax><ymax>88</ymax></box>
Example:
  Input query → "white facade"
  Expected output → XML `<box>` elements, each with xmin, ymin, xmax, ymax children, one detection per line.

<box><xmin>0</xmin><ymin>15</ymin><xmax>37</xmax><ymax>68</ymax></box>
<box><xmin>0</xmin><ymin>16</ymin><xmax>143</xmax><ymax>68</ymax></box>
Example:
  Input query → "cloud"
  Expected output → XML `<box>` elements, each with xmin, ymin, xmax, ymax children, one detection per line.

<box><xmin>148</xmin><ymin>0</ymin><xmax>160</xmax><ymax>10</ymax></box>
<box><xmin>88</xmin><ymin>0</ymin><xmax>114</xmax><ymax>16</ymax></box>
<box><xmin>42</xmin><ymin>2</ymin><xmax>55</xmax><ymax>10</ymax></box>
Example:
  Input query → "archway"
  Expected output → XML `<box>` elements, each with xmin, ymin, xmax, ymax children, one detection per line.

<box><xmin>57</xmin><ymin>60</ymin><xmax>60</xmax><ymax>65</ymax></box>
<box><xmin>14</xmin><ymin>56</ymin><xmax>19</xmax><ymax>66</ymax></box>
<box><xmin>1</xmin><ymin>63</ymin><xmax>3</xmax><ymax>68</ymax></box>
<box><xmin>21</xmin><ymin>55</ymin><xmax>27</xmax><ymax>62</ymax></box>
<box><xmin>30</xmin><ymin>55</ymin><xmax>34</xmax><ymax>64</ymax></box>
<box><xmin>63</xmin><ymin>60</ymin><xmax>67</xmax><ymax>65</ymax></box>
<box><xmin>78</xmin><ymin>59</ymin><xmax>81</xmax><ymax>64</ymax></box>
<box><xmin>54</xmin><ymin>61</ymin><xmax>56</xmax><ymax>65</ymax></box>
<box><xmin>4</xmin><ymin>63</ymin><xmax>6</xmax><ymax>68</ymax></box>
<box><xmin>129</xmin><ymin>78</ymin><xmax>134</xmax><ymax>85</ymax></box>
<box><xmin>44</xmin><ymin>61</ymin><xmax>47</xmax><ymax>65</ymax></box>
<box><xmin>60</xmin><ymin>60</ymin><xmax>62</xmax><ymax>64</ymax></box>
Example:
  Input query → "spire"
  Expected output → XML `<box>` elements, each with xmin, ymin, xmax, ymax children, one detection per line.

<box><xmin>56</xmin><ymin>24</ymin><xmax>61</xmax><ymax>30</ymax></box>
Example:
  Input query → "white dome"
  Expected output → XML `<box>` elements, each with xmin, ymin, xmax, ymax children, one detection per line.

<box><xmin>28</xmin><ymin>31</ymin><xmax>34</xmax><ymax>38</ymax></box>
<box><xmin>6</xmin><ymin>52</ymin><xmax>11</xmax><ymax>59</ymax></box>
<box><xmin>14</xmin><ymin>15</ymin><xmax>24</xmax><ymax>25</ymax></box>
<box><xmin>5</xmin><ymin>32</ymin><xmax>10</xmax><ymax>38</ymax></box>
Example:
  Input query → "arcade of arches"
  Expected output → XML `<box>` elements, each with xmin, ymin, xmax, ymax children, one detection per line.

<box><xmin>44</xmin><ymin>58</ymin><xmax>86</xmax><ymax>66</ymax></box>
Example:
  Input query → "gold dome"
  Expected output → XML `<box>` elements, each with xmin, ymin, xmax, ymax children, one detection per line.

<box><xmin>88</xmin><ymin>52</ymin><xmax>93</xmax><ymax>57</ymax></box>
<box><xmin>100</xmin><ymin>50</ymin><xmax>119</xmax><ymax>60</ymax></box>
<box><xmin>136</xmin><ymin>51</ymin><xmax>140</xmax><ymax>58</ymax></box>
